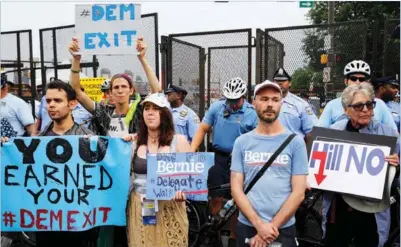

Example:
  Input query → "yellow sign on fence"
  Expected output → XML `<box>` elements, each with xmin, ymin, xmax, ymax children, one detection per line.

<box><xmin>80</xmin><ymin>77</ymin><xmax>106</xmax><ymax>102</ymax></box>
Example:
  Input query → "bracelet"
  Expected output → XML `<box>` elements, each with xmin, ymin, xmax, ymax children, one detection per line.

<box><xmin>71</xmin><ymin>69</ymin><xmax>80</xmax><ymax>74</ymax></box>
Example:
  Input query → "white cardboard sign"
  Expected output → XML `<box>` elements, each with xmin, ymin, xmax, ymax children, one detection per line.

<box><xmin>308</xmin><ymin>140</ymin><xmax>391</xmax><ymax>200</ymax></box>
<box><xmin>75</xmin><ymin>3</ymin><xmax>142</xmax><ymax>55</ymax></box>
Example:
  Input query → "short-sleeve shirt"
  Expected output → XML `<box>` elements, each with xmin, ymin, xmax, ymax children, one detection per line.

<box><xmin>203</xmin><ymin>99</ymin><xmax>258</xmax><ymax>153</ymax></box>
<box><xmin>0</xmin><ymin>93</ymin><xmax>35</xmax><ymax>137</ymax></box>
<box><xmin>230</xmin><ymin>130</ymin><xmax>309</xmax><ymax>228</ymax></box>
<box><xmin>386</xmin><ymin>101</ymin><xmax>400</xmax><ymax>132</ymax></box>
<box><xmin>279</xmin><ymin>92</ymin><xmax>318</xmax><ymax>137</ymax></box>
<box><xmin>170</xmin><ymin>104</ymin><xmax>200</xmax><ymax>143</ymax></box>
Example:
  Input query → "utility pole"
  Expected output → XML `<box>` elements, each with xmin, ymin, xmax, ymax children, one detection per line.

<box><xmin>326</xmin><ymin>1</ymin><xmax>335</xmax><ymax>101</ymax></box>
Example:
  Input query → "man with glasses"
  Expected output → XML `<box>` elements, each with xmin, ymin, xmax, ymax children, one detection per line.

<box><xmin>318</xmin><ymin>60</ymin><xmax>397</xmax><ymax>131</ymax></box>
<box><xmin>272</xmin><ymin>68</ymin><xmax>318</xmax><ymax>141</ymax></box>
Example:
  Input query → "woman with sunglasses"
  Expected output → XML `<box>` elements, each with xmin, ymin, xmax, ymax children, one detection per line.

<box><xmin>321</xmin><ymin>82</ymin><xmax>400</xmax><ymax>247</ymax></box>
<box><xmin>318</xmin><ymin>60</ymin><xmax>397</xmax><ymax>132</ymax></box>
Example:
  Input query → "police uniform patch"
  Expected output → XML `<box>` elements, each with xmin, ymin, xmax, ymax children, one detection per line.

<box><xmin>305</xmin><ymin>106</ymin><xmax>313</xmax><ymax>115</ymax></box>
<box><xmin>179</xmin><ymin>110</ymin><xmax>188</xmax><ymax>118</ymax></box>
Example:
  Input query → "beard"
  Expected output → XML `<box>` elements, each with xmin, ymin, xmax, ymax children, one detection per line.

<box><xmin>382</xmin><ymin>91</ymin><xmax>394</xmax><ymax>102</ymax></box>
<box><xmin>50</xmin><ymin>112</ymin><xmax>69</xmax><ymax>123</ymax></box>
<box><xmin>257</xmin><ymin>108</ymin><xmax>279</xmax><ymax>123</ymax></box>
<box><xmin>169</xmin><ymin>99</ymin><xmax>179</xmax><ymax>108</ymax></box>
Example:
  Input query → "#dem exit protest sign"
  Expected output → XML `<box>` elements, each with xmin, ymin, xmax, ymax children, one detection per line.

<box><xmin>75</xmin><ymin>3</ymin><xmax>142</xmax><ymax>55</ymax></box>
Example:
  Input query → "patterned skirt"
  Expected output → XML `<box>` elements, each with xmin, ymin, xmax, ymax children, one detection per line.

<box><xmin>127</xmin><ymin>191</ymin><xmax>189</xmax><ymax>247</ymax></box>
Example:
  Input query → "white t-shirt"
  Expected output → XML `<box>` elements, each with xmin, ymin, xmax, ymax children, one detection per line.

<box><xmin>108</xmin><ymin>113</ymin><xmax>129</xmax><ymax>138</ymax></box>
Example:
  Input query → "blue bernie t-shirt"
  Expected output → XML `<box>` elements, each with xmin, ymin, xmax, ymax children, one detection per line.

<box><xmin>231</xmin><ymin>130</ymin><xmax>308</xmax><ymax>228</ymax></box>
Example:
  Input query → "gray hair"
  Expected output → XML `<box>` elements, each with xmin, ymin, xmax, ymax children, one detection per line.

<box><xmin>341</xmin><ymin>82</ymin><xmax>375</xmax><ymax>108</ymax></box>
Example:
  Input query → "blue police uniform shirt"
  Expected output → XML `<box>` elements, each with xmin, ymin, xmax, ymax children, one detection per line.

<box><xmin>318</xmin><ymin>97</ymin><xmax>398</xmax><ymax>131</ymax></box>
<box><xmin>38</xmin><ymin>95</ymin><xmax>92</xmax><ymax>131</ymax></box>
<box><xmin>202</xmin><ymin>99</ymin><xmax>258</xmax><ymax>153</ymax></box>
<box><xmin>279</xmin><ymin>92</ymin><xmax>318</xmax><ymax>137</ymax></box>
<box><xmin>170</xmin><ymin>104</ymin><xmax>200</xmax><ymax>143</ymax></box>
<box><xmin>231</xmin><ymin>130</ymin><xmax>309</xmax><ymax>228</ymax></box>
<box><xmin>386</xmin><ymin>101</ymin><xmax>400</xmax><ymax>132</ymax></box>
<box><xmin>309</xmin><ymin>102</ymin><xmax>319</xmax><ymax>116</ymax></box>
<box><xmin>0</xmin><ymin>93</ymin><xmax>35</xmax><ymax>137</ymax></box>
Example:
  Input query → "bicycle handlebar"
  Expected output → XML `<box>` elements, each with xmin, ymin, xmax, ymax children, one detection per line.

<box><xmin>207</xmin><ymin>183</ymin><xmax>231</xmax><ymax>192</ymax></box>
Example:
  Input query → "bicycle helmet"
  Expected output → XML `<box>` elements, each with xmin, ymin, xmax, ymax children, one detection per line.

<box><xmin>101</xmin><ymin>79</ymin><xmax>110</xmax><ymax>92</ymax></box>
<box><xmin>223</xmin><ymin>77</ymin><xmax>247</xmax><ymax>99</ymax></box>
<box><xmin>343</xmin><ymin>60</ymin><xmax>371</xmax><ymax>77</ymax></box>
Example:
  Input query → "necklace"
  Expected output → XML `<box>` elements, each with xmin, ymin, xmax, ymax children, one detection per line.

<box><xmin>148</xmin><ymin>134</ymin><xmax>159</xmax><ymax>143</ymax></box>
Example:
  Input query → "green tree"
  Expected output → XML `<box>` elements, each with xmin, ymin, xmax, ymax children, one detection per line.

<box><xmin>301</xmin><ymin>1</ymin><xmax>400</xmax><ymax>89</ymax></box>
<box><xmin>291</xmin><ymin>66</ymin><xmax>323</xmax><ymax>91</ymax></box>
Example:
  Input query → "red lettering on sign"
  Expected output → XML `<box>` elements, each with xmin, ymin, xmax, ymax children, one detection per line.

<box><xmin>36</xmin><ymin>209</ymin><xmax>48</xmax><ymax>230</ymax></box>
<box><xmin>50</xmin><ymin>210</ymin><xmax>62</xmax><ymax>230</ymax></box>
<box><xmin>20</xmin><ymin>209</ymin><xmax>34</xmax><ymax>228</ymax></box>
<box><xmin>67</xmin><ymin>210</ymin><xmax>79</xmax><ymax>230</ymax></box>
<box><xmin>98</xmin><ymin>207</ymin><xmax>111</xmax><ymax>223</ymax></box>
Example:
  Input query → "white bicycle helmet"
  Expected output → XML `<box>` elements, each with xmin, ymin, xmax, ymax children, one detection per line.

<box><xmin>343</xmin><ymin>60</ymin><xmax>371</xmax><ymax>77</ymax></box>
<box><xmin>101</xmin><ymin>79</ymin><xmax>110</xmax><ymax>92</ymax></box>
<box><xmin>223</xmin><ymin>77</ymin><xmax>247</xmax><ymax>99</ymax></box>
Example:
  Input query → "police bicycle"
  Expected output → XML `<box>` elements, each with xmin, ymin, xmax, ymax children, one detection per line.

<box><xmin>186</xmin><ymin>182</ymin><xmax>236</xmax><ymax>247</ymax></box>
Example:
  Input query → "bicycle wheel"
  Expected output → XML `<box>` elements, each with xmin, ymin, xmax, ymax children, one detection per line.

<box><xmin>20</xmin><ymin>232</ymin><xmax>36</xmax><ymax>247</ymax></box>
<box><xmin>187</xmin><ymin>200</ymin><xmax>202</xmax><ymax>247</ymax></box>
<box><xmin>296</xmin><ymin>208</ymin><xmax>323</xmax><ymax>247</ymax></box>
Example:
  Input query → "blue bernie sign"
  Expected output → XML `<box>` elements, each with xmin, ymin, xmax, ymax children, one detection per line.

<box><xmin>146</xmin><ymin>152</ymin><xmax>214</xmax><ymax>201</ymax></box>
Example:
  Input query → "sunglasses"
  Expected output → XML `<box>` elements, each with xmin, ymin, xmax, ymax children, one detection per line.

<box><xmin>348</xmin><ymin>101</ymin><xmax>376</xmax><ymax>111</ymax></box>
<box><xmin>349</xmin><ymin>76</ymin><xmax>368</xmax><ymax>82</ymax></box>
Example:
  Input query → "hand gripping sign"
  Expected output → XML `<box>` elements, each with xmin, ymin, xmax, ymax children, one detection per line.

<box><xmin>75</xmin><ymin>3</ymin><xmax>142</xmax><ymax>55</ymax></box>
<box><xmin>146</xmin><ymin>153</ymin><xmax>214</xmax><ymax>201</ymax></box>
<box><xmin>1</xmin><ymin>136</ymin><xmax>131</xmax><ymax>231</ymax></box>
<box><xmin>307</xmin><ymin>127</ymin><xmax>398</xmax><ymax>201</ymax></box>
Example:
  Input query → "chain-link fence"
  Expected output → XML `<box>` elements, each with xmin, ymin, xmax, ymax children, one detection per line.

<box><xmin>257</xmin><ymin>20</ymin><xmax>400</xmax><ymax>103</ymax></box>
<box><xmin>1</xmin><ymin>29</ymin><xmax>37</xmax><ymax>116</ymax></box>
<box><xmin>381</xmin><ymin>19</ymin><xmax>400</xmax><ymax>77</ymax></box>
<box><xmin>162</xmin><ymin>29</ymin><xmax>252</xmax><ymax>119</ymax></box>
<box><xmin>39</xmin><ymin>13</ymin><xmax>159</xmax><ymax>96</ymax></box>
<box><xmin>260</xmin><ymin>21</ymin><xmax>369</xmax><ymax>101</ymax></box>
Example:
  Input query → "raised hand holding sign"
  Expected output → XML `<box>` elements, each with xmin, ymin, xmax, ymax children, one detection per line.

<box><xmin>75</xmin><ymin>3</ymin><xmax>142</xmax><ymax>55</ymax></box>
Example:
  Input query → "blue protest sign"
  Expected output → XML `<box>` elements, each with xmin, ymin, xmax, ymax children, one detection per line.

<box><xmin>146</xmin><ymin>153</ymin><xmax>214</xmax><ymax>201</ymax></box>
<box><xmin>1</xmin><ymin>136</ymin><xmax>131</xmax><ymax>231</ymax></box>
<box><xmin>75</xmin><ymin>3</ymin><xmax>142</xmax><ymax>55</ymax></box>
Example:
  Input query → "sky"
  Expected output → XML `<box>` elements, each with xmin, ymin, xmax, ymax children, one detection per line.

<box><xmin>1</xmin><ymin>0</ymin><xmax>311</xmax><ymax>58</ymax></box>
<box><xmin>0</xmin><ymin>0</ymin><xmax>312</xmax><ymax>89</ymax></box>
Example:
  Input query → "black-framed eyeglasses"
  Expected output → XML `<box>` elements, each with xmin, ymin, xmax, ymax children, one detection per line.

<box><xmin>349</xmin><ymin>76</ymin><xmax>368</xmax><ymax>82</ymax></box>
<box><xmin>348</xmin><ymin>101</ymin><xmax>376</xmax><ymax>111</ymax></box>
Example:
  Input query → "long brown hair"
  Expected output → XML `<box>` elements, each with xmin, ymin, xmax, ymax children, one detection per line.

<box><xmin>136</xmin><ymin>104</ymin><xmax>175</xmax><ymax>147</ymax></box>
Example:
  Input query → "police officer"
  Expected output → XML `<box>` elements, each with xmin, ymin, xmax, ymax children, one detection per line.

<box><xmin>318</xmin><ymin>60</ymin><xmax>398</xmax><ymax>132</ymax></box>
<box><xmin>191</xmin><ymin>77</ymin><xmax>258</xmax><ymax>247</ymax></box>
<box><xmin>165</xmin><ymin>84</ymin><xmax>200</xmax><ymax>143</ymax></box>
<box><xmin>273</xmin><ymin>68</ymin><xmax>318</xmax><ymax>140</ymax></box>
<box><xmin>300</xmin><ymin>91</ymin><xmax>319</xmax><ymax>116</ymax></box>
<box><xmin>373</xmin><ymin>76</ymin><xmax>400</xmax><ymax>132</ymax></box>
